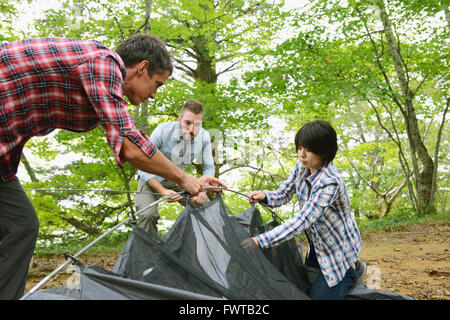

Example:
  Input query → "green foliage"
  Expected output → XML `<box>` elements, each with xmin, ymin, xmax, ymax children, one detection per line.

<box><xmin>34</xmin><ymin>227</ymin><xmax>132</xmax><ymax>255</ymax></box>
<box><xmin>243</xmin><ymin>0</ymin><xmax>449</xmax><ymax>217</ymax></box>
<box><xmin>22</xmin><ymin>128</ymin><xmax>137</xmax><ymax>244</ymax></box>
<box><xmin>9</xmin><ymin>0</ymin><xmax>449</xmax><ymax>246</ymax></box>
<box><xmin>357</xmin><ymin>208</ymin><xmax>450</xmax><ymax>234</ymax></box>
<box><xmin>0</xmin><ymin>0</ymin><xmax>23</xmax><ymax>41</ymax></box>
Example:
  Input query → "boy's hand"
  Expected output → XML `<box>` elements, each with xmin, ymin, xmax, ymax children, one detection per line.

<box><xmin>248</xmin><ymin>191</ymin><xmax>266</xmax><ymax>203</ymax></box>
<box><xmin>240</xmin><ymin>237</ymin><xmax>260</xmax><ymax>250</ymax></box>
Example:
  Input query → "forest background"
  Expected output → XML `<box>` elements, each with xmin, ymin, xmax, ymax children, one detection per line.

<box><xmin>1</xmin><ymin>0</ymin><xmax>448</xmax><ymax>249</ymax></box>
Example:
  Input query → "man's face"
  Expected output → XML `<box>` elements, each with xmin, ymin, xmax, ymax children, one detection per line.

<box><xmin>179</xmin><ymin>110</ymin><xmax>203</xmax><ymax>141</ymax></box>
<box><xmin>124</xmin><ymin>60</ymin><xmax>170</xmax><ymax>105</ymax></box>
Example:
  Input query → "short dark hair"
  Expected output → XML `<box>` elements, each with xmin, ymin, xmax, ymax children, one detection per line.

<box><xmin>115</xmin><ymin>34</ymin><xmax>173</xmax><ymax>76</ymax></box>
<box><xmin>294</xmin><ymin>120</ymin><xmax>338</xmax><ymax>165</ymax></box>
<box><xmin>180</xmin><ymin>99</ymin><xmax>204</xmax><ymax>117</ymax></box>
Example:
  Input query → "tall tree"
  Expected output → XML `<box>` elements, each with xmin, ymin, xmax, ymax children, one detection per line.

<box><xmin>371</xmin><ymin>0</ymin><xmax>448</xmax><ymax>215</ymax></box>
<box><xmin>16</xmin><ymin>0</ymin><xmax>291</xmax><ymax>239</ymax></box>
<box><xmin>244</xmin><ymin>0</ymin><xmax>449</xmax><ymax>216</ymax></box>
<box><xmin>32</xmin><ymin>0</ymin><xmax>288</xmax><ymax>171</ymax></box>
<box><xmin>148</xmin><ymin>0</ymin><xmax>289</xmax><ymax>176</ymax></box>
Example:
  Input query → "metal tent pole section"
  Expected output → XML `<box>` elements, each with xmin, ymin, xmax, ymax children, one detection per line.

<box><xmin>203</xmin><ymin>186</ymin><xmax>250</xmax><ymax>200</ymax></box>
<box><xmin>203</xmin><ymin>186</ymin><xmax>284</xmax><ymax>222</ymax></box>
<box><xmin>20</xmin><ymin>191</ymin><xmax>185</xmax><ymax>300</ymax></box>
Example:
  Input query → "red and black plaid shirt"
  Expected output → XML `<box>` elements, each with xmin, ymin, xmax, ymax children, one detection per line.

<box><xmin>0</xmin><ymin>37</ymin><xmax>156</xmax><ymax>182</ymax></box>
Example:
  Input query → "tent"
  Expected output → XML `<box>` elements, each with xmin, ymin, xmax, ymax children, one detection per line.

<box><xmin>25</xmin><ymin>194</ymin><xmax>412</xmax><ymax>300</ymax></box>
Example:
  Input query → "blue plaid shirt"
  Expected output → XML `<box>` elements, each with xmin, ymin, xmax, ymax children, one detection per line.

<box><xmin>255</xmin><ymin>161</ymin><xmax>361</xmax><ymax>287</ymax></box>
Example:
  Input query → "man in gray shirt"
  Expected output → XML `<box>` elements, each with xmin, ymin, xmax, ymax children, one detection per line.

<box><xmin>135</xmin><ymin>99</ymin><xmax>215</xmax><ymax>235</ymax></box>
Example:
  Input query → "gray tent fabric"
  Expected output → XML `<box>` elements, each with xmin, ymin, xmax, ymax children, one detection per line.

<box><xmin>27</xmin><ymin>287</ymin><xmax>78</xmax><ymax>300</ymax></box>
<box><xmin>25</xmin><ymin>194</ymin><xmax>413</xmax><ymax>300</ymax></box>
<box><xmin>27</xmin><ymin>266</ymin><xmax>220</xmax><ymax>300</ymax></box>
<box><xmin>80</xmin><ymin>266</ymin><xmax>222</xmax><ymax>300</ymax></box>
<box><xmin>346</xmin><ymin>285</ymin><xmax>414</xmax><ymax>300</ymax></box>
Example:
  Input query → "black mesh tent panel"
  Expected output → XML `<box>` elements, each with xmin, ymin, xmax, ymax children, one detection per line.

<box><xmin>112</xmin><ymin>195</ymin><xmax>310</xmax><ymax>300</ymax></box>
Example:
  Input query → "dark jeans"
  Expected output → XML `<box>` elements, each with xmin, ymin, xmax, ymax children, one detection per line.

<box><xmin>0</xmin><ymin>177</ymin><xmax>39</xmax><ymax>299</ymax></box>
<box><xmin>305</xmin><ymin>245</ymin><xmax>356</xmax><ymax>300</ymax></box>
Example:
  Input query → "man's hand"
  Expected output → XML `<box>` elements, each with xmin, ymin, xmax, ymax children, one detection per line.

<box><xmin>178</xmin><ymin>174</ymin><xmax>227</xmax><ymax>197</ymax></box>
<box><xmin>178</xmin><ymin>173</ymin><xmax>203</xmax><ymax>196</ymax></box>
<box><xmin>191</xmin><ymin>191</ymin><xmax>208</xmax><ymax>204</ymax></box>
<box><xmin>162</xmin><ymin>189</ymin><xmax>184</xmax><ymax>202</ymax></box>
<box><xmin>198</xmin><ymin>175</ymin><xmax>227</xmax><ymax>193</ymax></box>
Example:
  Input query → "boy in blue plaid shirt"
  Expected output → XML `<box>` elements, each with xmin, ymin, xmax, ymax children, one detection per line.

<box><xmin>246</xmin><ymin>120</ymin><xmax>361</xmax><ymax>300</ymax></box>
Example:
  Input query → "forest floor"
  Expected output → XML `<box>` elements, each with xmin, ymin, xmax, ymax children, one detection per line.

<box><xmin>25</xmin><ymin>220</ymin><xmax>449</xmax><ymax>300</ymax></box>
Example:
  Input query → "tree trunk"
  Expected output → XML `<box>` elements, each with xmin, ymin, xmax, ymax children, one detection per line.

<box><xmin>376</xmin><ymin>0</ymin><xmax>436</xmax><ymax>215</ymax></box>
<box><xmin>60</xmin><ymin>215</ymin><xmax>101</xmax><ymax>236</ymax></box>
<box><xmin>134</xmin><ymin>0</ymin><xmax>153</xmax><ymax>133</ymax></box>
<box><xmin>188</xmin><ymin>36</ymin><xmax>219</xmax><ymax>176</ymax></box>
<box><xmin>192</xmin><ymin>36</ymin><xmax>218</xmax><ymax>83</ymax></box>
<box><xmin>144</xmin><ymin>0</ymin><xmax>153</xmax><ymax>35</ymax></box>
<box><xmin>21</xmin><ymin>154</ymin><xmax>38</xmax><ymax>183</ymax></box>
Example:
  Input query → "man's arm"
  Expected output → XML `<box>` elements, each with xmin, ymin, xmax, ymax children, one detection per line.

<box><xmin>120</xmin><ymin>137</ymin><xmax>225</xmax><ymax>195</ymax></box>
<box><xmin>120</xmin><ymin>137</ymin><xmax>201</xmax><ymax>195</ymax></box>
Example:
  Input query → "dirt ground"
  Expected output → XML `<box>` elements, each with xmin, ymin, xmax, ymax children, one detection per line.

<box><xmin>358</xmin><ymin>221</ymin><xmax>449</xmax><ymax>300</ymax></box>
<box><xmin>25</xmin><ymin>220</ymin><xmax>449</xmax><ymax>300</ymax></box>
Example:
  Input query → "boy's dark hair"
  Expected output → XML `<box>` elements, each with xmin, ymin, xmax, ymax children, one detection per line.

<box><xmin>294</xmin><ymin>120</ymin><xmax>338</xmax><ymax>165</ymax></box>
<box><xmin>180</xmin><ymin>99</ymin><xmax>203</xmax><ymax>117</ymax></box>
<box><xmin>115</xmin><ymin>34</ymin><xmax>173</xmax><ymax>76</ymax></box>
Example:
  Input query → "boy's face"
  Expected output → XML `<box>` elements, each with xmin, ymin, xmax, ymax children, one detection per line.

<box><xmin>297</xmin><ymin>146</ymin><xmax>323</xmax><ymax>172</ymax></box>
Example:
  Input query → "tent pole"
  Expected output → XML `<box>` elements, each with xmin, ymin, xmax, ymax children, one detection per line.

<box><xmin>21</xmin><ymin>191</ymin><xmax>185</xmax><ymax>300</ymax></box>
<box><xmin>203</xmin><ymin>186</ymin><xmax>284</xmax><ymax>222</ymax></box>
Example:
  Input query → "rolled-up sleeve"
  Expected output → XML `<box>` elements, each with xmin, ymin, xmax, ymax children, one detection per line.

<box><xmin>75</xmin><ymin>55</ymin><xmax>156</xmax><ymax>166</ymax></box>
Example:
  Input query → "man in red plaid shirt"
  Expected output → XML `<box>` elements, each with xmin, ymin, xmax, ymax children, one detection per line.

<box><xmin>0</xmin><ymin>34</ymin><xmax>224</xmax><ymax>299</ymax></box>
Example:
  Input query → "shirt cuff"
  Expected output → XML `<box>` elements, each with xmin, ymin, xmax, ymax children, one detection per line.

<box><xmin>124</xmin><ymin>128</ymin><xmax>157</xmax><ymax>158</ymax></box>
<box><xmin>262</xmin><ymin>191</ymin><xmax>272</xmax><ymax>205</ymax></box>
<box><xmin>255</xmin><ymin>234</ymin><xmax>270</xmax><ymax>249</ymax></box>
